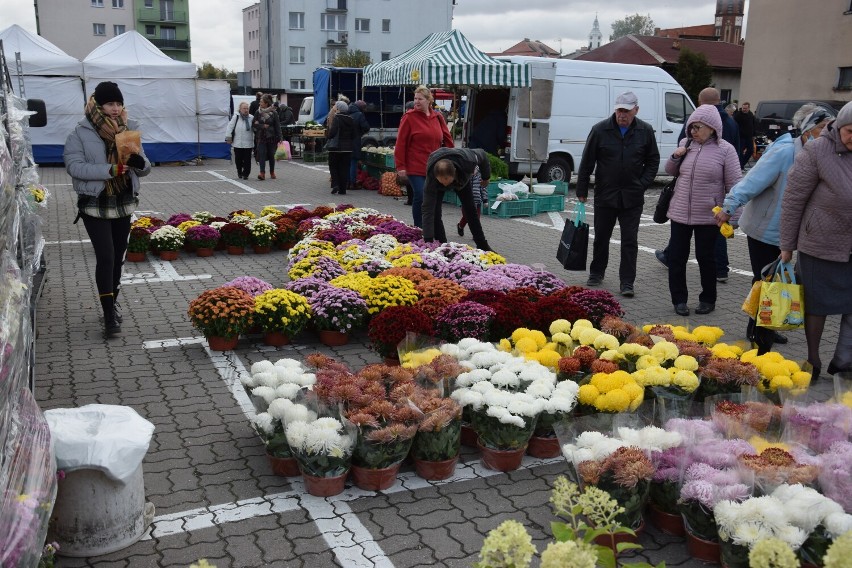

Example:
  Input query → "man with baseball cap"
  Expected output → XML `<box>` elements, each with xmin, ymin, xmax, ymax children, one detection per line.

<box><xmin>576</xmin><ymin>91</ymin><xmax>660</xmax><ymax>297</ymax></box>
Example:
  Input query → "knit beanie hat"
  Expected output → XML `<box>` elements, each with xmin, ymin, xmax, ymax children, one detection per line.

<box><xmin>835</xmin><ymin>100</ymin><xmax>852</xmax><ymax>130</ymax></box>
<box><xmin>94</xmin><ymin>81</ymin><xmax>124</xmax><ymax>106</ymax></box>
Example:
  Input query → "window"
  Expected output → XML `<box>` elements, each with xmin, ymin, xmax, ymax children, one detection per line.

<box><xmin>382</xmin><ymin>19</ymin><xmax>391</xmax><ymax>32</ymax></box>
<box><xmin>290</xmin><ymin>46</ymin><xmax>305</xmax><ymax>64</ymax></box>
<box><xmin>91</xmin><ymin>0</ymin><xmax>103</xmax><ymax>6</ymax></box>
<box><xmin>112</xmin><ymin>0</ymin><xmax>123</xmax><ymax>7</ymax></box>
<box><xmin>114</xmin><ymin>24</ymin><xmax>125</xmax><ymax>35</ymax></box>
<box><xmin>355</xmin><ymin>18</ymin><xmax>369</xmax><ymax>32</ymax></box>
<box><xmin>720</xmin><ymin>89</ymin><xmax>732</xmax><ymax>105</ymax></box>
<box><xmin>321</xmin><ymin>13</ymin><xmax>346</xmax><ymax>31</ymax></box>
<box><xmin>144</xmin><ymin>0</ymin><xmax>153</xmax><ymax>6</ymax></box>
<box><xmin>161</xmin><ymin>26</ymin><xmax>176</xmax><ymax>40</ymax></box>
<box><xmin>290</xmin><ymin>79</ymin><xmax>306</xmax><ymax>91</ymax></box>
<box><xmin>289</xmin><ymin>12</ymin><xmax>304</xmax><ymax>29</ymax></box>
<box><xmin>381</xmin><ymin>52</ymin><xmax>391</xmax><ymax>61</ymax></box>
<box><xmin>665</xmin><ymin>92</ymin><xmax>691</xmax><ymax>124</ymax></box>
<box><xmin>321</xmin><ymin>47</ymin><xmax>345</xmax><ymax>64</ymax></box>
<box><xmin>93</xmin><ymin>23</ymin><xmax>106</xmax><ymax>35</ymax></box>
<box><xmin>838</xmin><ymin>67</ymin><xmax>852</xmax><ymax>90</ymax></box>
<box><xmin>145</xmin><ymin>25</ymin><xmax>155</xmax><ymax>35</ymax></box>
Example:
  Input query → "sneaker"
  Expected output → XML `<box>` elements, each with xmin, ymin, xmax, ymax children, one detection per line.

<box><xmin>457</xmin><ymin>223</ymin><xmax>464</xmax><ymax>236</ymax></box>
<box><xmin>586</xmin><ymin>274</ymin><xmax>603</xmax><ymax>287</ymax></box>
<box><xmin>257</xmin><ymin>173</ymin><xmax>265</xmax><ymax>180</ymax></box>
<box><xmin>620</xmin><ymin>283</ymin><xmax>634</xmax><ymax>297</ymax></box>
<box><xmin>716</xmin><ymin>275</ymin><xmax>728</xmax><ymax>283</ymax></box>
<box><xmin>104</xmin><ymin>317</ymin><xmax>121</xmax><ymax>338</ymax></box>
<box><xmin>114</xmin><ymin>301</ymin><xmax>123</xmax><ymax>324</ymax></box>
<box><xmin>654</xmin><ymin>249</ymin><xmax>669</xmax><ymax>268</ymax></box>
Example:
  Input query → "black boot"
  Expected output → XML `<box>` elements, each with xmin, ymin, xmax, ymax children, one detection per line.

<box><xmin>113</xmin><ymin>287</ymin><xmax>123</xmax><ymax>324</ymax></box>
<box><xmin>100</xmin><ymin>293</ymin><xmax>121</xmax><ymax>338</ymax></box>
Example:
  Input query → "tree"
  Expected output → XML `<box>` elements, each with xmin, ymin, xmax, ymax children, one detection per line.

<box><xmin>610</xmin><ymin>13</ymin><xmax>656</xmax><ymax>42</ymax></box>
<box><xmin>332</xmin><ymin>50</ymin><xmax>372</xmax><ymax>68</ymax></box>
<box><xmin>672</xmin><ymin>48</ymin><xmax>713</xmax><ymax>103</ymax></box>
<box><xmin>197</xmin><ymin>61</ymin><xmax>238</xmax><ymax>90</ymax></box>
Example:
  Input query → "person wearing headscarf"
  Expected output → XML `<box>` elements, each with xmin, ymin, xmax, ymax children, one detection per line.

<box><xmin>780</xmin><ymin>100</ymin><xmax>852</xmax><ymax>379</ymax></box>
<box><xmin>326</xmin><ymin>100</ymin><xmax>358</xmax><ymax>195</ymax></box>
<box><xmin>64</xmin><ymin>81</ymin><xmax>151</xmax><ymax>338</ymax></box>
<box><xmin>715</xmin><ymin>104</ymin><xmax>831</xmax><ymax>354</ymax></box>
<box><xmin>225</xmin><ymin>101</ymin><xmax>254</xmax><ymax>180</ymax></box>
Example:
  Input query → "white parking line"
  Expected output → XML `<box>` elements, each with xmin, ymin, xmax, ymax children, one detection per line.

<box><xmin>204</xmin><ymin>170</ymin><xmax>281</xmax><ymax>195</ymax></box>
<box><xmin>122</xmin><ymin>258</ymin><xmax>213</xmax><ymax>285</ymax></box>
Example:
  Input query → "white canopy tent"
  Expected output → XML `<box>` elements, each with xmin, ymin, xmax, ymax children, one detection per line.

<box><xmin>82</xmin><ymin>31</ymin><xmax>229</xmax><ymax>162</ymax></box>
<box><xmin>0</xmin><ymin>24</ymin><xmax>86</xmax><ymax>163</ymax></box>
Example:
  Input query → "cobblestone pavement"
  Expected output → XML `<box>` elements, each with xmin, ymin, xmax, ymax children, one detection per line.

<box><xmin>34</xmin><ymin>158</ymin><xmax>838</xmax><ymax>568</ymax></box>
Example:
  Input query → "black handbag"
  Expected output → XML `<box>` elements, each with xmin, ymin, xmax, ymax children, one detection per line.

<box><xmin>653</xmin><ymin>177</ymin><xmax>677</xmax><ymax>224</ymax></box>
<box><xmin>556</xmin><ymin>203</ymin><xmax>589</xmax><ymax>271</ymax></box>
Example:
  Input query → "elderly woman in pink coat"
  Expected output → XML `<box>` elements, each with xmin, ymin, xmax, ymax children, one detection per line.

<box><xmin>665</xmin><ymin>104</ymin><xmax>742</xmax><ymax>316</ymax></box>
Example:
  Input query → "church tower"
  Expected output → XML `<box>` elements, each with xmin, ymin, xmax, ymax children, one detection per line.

<box><xmin>715</xmin><ymin>0</ymin><xmax>745</xmax><ymax>43</ymax></box>
<box><xmin>588</xmin><ymin>14</ymin><xmax>603</xmax><ymax>49</ymax></box>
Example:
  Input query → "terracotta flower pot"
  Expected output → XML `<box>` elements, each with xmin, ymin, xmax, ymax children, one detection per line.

<box><xmin>302</xmin><ymin>471</ymin><xmax>347</xmax><ymax>497</ymax></box>
<box><xmin>207</xmin><ymin>335</ymin><xmax>238</xmax><ymax>351</ymax></box>
<box><xmin>413</xmin><ymin>456</ymin><xmax>458</xmax><ymax>481</ymax></box>
<box><xmin>383</xmin><ymin>356</ymin><xmax>401</xmax><ymax>367</ymax></box>
<box><xmin>278</xmin><ymin>240</ymin><xmax>295</xmax><ymax>250</ymax></box>
<box><xmin>351</xmin><ymin>463</ymin><xmax>401</xmax><ymax>491</ymax></box>
<box><xmin>158</xmin><ymin>249</ymin><xmax>179</xmax><ymax>261</ymax></box>
<box><xmin>594</xmin><ymin>519</ymin><xmax>645</xmax><ymax>551</ymax></box>
<box><xmin>460</xmin><ymin>424</ymin><xmax>479</xmax><ymax>448</ymax></box>
<box><xmin>477</xmin><ymin>440</ymin><xmax>526</xmax><ymax>472</ymax></box>
<box><xmin>686</xmin><ymin>529</ymin><xmax>720</xmax><ymax>564</ymax></box>
<box><xmin>226</xmin><ymin>245</ymin><xmax>245</xmax><ymax>255</ymax></box>
<box><xmin>263</xmin><ymin>331</ymin><xmax>290</xmax><ymax>347</ymax></box>
<box><xmin>526</xmin><ymin>435</ymin><xmax>561</xmax><ymax>459</ymax></box>
<box><xmin>195</xmin><ymin>247</ymin><xmax>214</xmax><ymax>257</ymax></box>
<box><xmin>253</xmin><ymin>245</ymin><xmax>272</xmax><ymax>254</ymax></box>
<box><xmin>215</xmin><ymin>240</ymin><xmax>226</xmax><ymax>251</ymax></box>
<box><xmin>126</xmin><ymin>251</ymin><xmax>147</xmax><ymax>262</ymax></box>
<box><xmin>266</xmin><ymin>454</ymin><xmax>300</xmax><ymax>477</ymax></box>
<box><xmin>649</xmin><ymin>504</ymin><xmax>685</xmax><ymax>536</ymax></box>
<box><xmin>318</xmin><ymin>329</ymin><xmax>349</xmax><ymax>347</ymax></box>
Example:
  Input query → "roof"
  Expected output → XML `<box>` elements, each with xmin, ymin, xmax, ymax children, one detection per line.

<box><xmin>497</xmin><ymin>39</ymin><xmax>559</xmax><ymax>58</ymax></box>
<box><xmin>576</xmin><ymin>35</ymin><xmax>743</xmax><ymax>69</ymax></box>
<box><xmin>363</xmin><ymin>29</ymin><xmax>530</xmax><ymax>87</ymax></box>
<box><xmin>0</xmin><ymin>24</ymin><xmax>83</xmax><ymax>75</ymax></box>
<box><xmin>82</xmin><ymin>30</ymin><xmax>196</xmax><ymax>79</ymax></box>
<box><xmin>655</xmin><ymin>24</ymin><xmax>717</xmax><ymax>40</ymax></box>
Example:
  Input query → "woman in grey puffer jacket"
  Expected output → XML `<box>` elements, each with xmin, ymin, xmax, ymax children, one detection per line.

<box><xmin>664</xmin><ymin>104</ymin><xmax>742</xmax><ymax>316</ymax></box>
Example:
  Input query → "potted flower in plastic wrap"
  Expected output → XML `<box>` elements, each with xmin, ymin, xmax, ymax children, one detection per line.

<box><xmin>252</xmin><ymin>289</ymin><xmax>311</xmax><ymax>347</ymax></box>
<box><xmin>149</xmin><ymin>225</ymin><xmax>184</xmax><ymax>261</ymax></box>
<box><xmin>285</xmin><ymin>411</ymin><xmax>355</xmax><ymax>497</ymax></box>
<box><xmin>409</xmin><ymin>386</ymin><xmax>463</xmax><ymax>480</ymax></box>
<box><xmin>185</xmin><ymin>224</ymin><xmax>220</xmax><ymax>257</ymax></box>
<box><xmin>187</xmin><ymin>286</ymin><xmax>255</xmax><ymax>350</ymax></box>
<box><xmin>309</xmin><ymin>286</ymin><xmax>369</xmax><ymax>347</ymax></box>
<box><xmin>367</xmin><ymin>305</ymin><xmax>434</xmax><ymax>365</ymax></box>
<box><xmin>126</xmin><ymin>227</ymin><xmax>150</xmax><ymax>262</ymax></box>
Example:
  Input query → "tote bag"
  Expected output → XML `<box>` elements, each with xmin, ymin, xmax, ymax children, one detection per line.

<box><xmin>556</xmin><ymin>203</ymin><xmax>589</xmax><ymax>271</ymax></box>
<box><xmin>756</xmin><ymin>260</ymin><xmax>805</xmax><ymax>331</ymax></box>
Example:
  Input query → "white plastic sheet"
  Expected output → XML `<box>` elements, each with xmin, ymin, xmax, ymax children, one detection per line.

<box><xmin>44</xmin><ymin>404</ymin><xmax>155</xmax><ymax>483</ymax></box>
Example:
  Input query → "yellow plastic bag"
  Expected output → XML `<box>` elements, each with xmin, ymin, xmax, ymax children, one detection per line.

<box><xmin>742</xmin><ymin>281</ymin><xmax>762</xmax><ymax>318</ymax></box>
<box><xmin>756</xmin><ymin>261</ymin><xmax>804</xmax><ymax>331</ymax></box>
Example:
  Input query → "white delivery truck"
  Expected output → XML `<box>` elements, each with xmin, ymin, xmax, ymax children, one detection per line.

<box><xmin>465</xmin><ymin>56</ymin><xmax>695</xmax><ymax>182</ymax></box>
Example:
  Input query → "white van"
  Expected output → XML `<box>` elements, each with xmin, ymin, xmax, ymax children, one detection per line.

<box><xmin>467</xmin><ymin>56</ymin><xmax>695</xmax><ymax>182</ymax></box>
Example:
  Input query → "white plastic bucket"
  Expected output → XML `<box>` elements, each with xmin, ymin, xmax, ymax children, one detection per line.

<box><xmin>48</xmin><ymin>463</ymin><xmax>154</xmax><ymax>557</ymax></box>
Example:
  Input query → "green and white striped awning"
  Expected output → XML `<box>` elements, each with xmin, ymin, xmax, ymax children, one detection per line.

<box><xmin>363</xmin><ymin>29</ymin><xmax>530</xmax><ymax>88</ymax></box>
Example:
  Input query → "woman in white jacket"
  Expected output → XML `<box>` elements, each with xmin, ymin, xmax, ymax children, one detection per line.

<box><xmin>226</xmin><ymin>102</ymin><xmax>255</xmax><ymax>179</ymax></box>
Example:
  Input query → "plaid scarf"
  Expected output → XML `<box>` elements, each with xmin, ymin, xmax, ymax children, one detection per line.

<box><xmin>85</xmin><ymin>95</ymin><xmax>129</xmax><ymax>196</ymax></box>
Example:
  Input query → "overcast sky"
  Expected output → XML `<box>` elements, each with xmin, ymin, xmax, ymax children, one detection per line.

<box><xmin>0</xmin><ymin>0</ymin><xmax>745</xmax><ymax>71</ymax></box>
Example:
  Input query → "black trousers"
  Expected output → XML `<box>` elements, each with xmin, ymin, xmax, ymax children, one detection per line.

<box><xmin>233</xmin><ymin>147</ymin><xmax>252</xmax><ymax>178</ymax></box>
<box><xmin>589</xmin><ymin>204</ymin><xmax>642</xmax><ymax>285</ymax></box>
<box><xmin>256</xmin><ymin>141</ymin><xmax>276</xmax><ymax>174</ymax></box>
<box><xmin>668</xmin><ymin>221</ymin><xmax>718</xmax><ymax>305</ymax></box>
<box><xmin>81</xmin><ymin>214</ymin><xmax>131</xmax><ymax>297</ymax></box>
<box><xmin>424</xmin><ymin>182</ymin><xmax>489</xmax><ymax>250</ymax></box>
<box><xmin>739</xmin><ymin>136</ymin><xmax>754</xmax><ymax>168</ymax></box>
<box><xmin>329</xmin><ymin>152</ymin><xmax>351</xmax><ymax>193</ymax></box>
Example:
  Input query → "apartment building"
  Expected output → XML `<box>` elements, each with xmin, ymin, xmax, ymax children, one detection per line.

<box><xmin>256</xmin><ymin>0</ymin><xmax>454</xmax><ymax>93</ymax></box>
<box><xmin>243</xmin><ymin>3</ymin><xmax>261</xmax><ymax>88</ymax></box>
<box><xmin>35</xmin><ymin>0</ymin><xmax>191</xmax><ymax>62</ymax></box>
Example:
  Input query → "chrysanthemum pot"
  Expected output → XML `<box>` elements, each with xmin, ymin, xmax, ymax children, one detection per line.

<box><xmin>382</xmin><ymin>356</ymin><xmax>400</xmax><ymax>367</ymax></box>
<box><xmin>719</xmin><ymin>538</ymin><xmax>749</xmax><ymax>568</ymax></box>
<box><xmin>526</xmin><ymin>435</ymin><xmax>561</xmax><ymax>459</ymax></box>
<box><xmin>648</xmin><ymin>503</ymin><xmax>685</xmax><ymax>536</ymax></box>
<box><xmin>126</xmin><ymin>251</ymin><xmax>147</xmax><ymax>262</ymax></box>
<box><xmin>195</xmin><ymin>247</ymin><xmax>214</xmax><ymax>257</ymax></box>
<box><xmin>351</xmin><ymin>463</ymin><xmax>401</xmax><ymax>491</ymax></box>
<box><xmin>302</xmin><ymin>471</ymin><xmax>347</xmax><ymax>497</ymax></box>
<box><xmin>226</xmin><ymin>245</ymin><xmax>245</xmax><ymax>255</ymax></box>
<box><xmin>460</xmin><ymin>424</ymin><xmax>479</xmax><ymax>448</ymax></box>
<box><xmin>158</xmin><ymin>250</ymin><xmax>179</xmax><ymax>261</ymax></box>
<box><xmin>266</xmin><ymin>454</ymin><xmax>300</xmax><ymax>477</ymax></box>
<box><xmin>252</xmin><ymin>245</ymin><xmax>272</xmax><ymax>254</ymax></box>
<box><xmin>413</xmin><ymin>456</ymin><xmax>458</xmax><ymax>481</ymax></box>
<box><xmin>206</xmin><ymin>335</ymin><xmax>238</xmax><ymax>351</ymax></box>
<box><xmin>263</xmin><ymin>331</ymin><xmax>290</xmax><ymax>347</ymax></box>
<box><xmin>318</xmin><ymin>330</ymin><xmax>349</xmax><ymax>347</ymax></box>
<box><xmin>685</xmin><ymin>529</ymin><xmax>720</xmax><ymax>564</ymax></box>
<box><xmin>476</xmin><ymin>440</ymin><xmax>526</xmax><ymax>472</ymax></box>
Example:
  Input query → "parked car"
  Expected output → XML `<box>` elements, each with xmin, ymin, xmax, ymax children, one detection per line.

<box><xmin>754</xmin><ymin>99</ymin><xmax>847</xmax><ymax>141</ymax></box>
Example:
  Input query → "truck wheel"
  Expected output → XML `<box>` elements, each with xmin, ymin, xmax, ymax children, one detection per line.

<box><xmin>382</xmin><ymin>136</ymin><xmax>397</xmax><ymax>147</ymax></box>
<box><xmin>361</xmin><ymin>137</ymin><xmax>378</xmax><ymax>148</ymax></box>
<box><xmin>539</xmin><ymin>156</ymin><xmax>571</xmax><ymax>182</ymax></box>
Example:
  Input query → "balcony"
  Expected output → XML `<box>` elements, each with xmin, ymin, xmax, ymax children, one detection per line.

<box><xmin>137</xmin><ymin>8</ymin><xmax>188</xmax><ymax>24</ymax></box>
<box><xmin>326</xmin><ymin>31</ymin><xmax>348</xmax><ymax>45</ymax></box>
<box><xmin>149</xmin><ymin>38</ymin><xmax>190</xmax><ymax>51</ymax></box>
<box><xmin>326</xmin><ymin>0</ymin><xmax>347</xmax><ymax>12</ymax></box>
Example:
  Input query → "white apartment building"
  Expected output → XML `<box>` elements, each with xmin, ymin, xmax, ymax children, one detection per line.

<box><xmin>36</xmin><ymin>0</ymin><xmax>137</xmax><ymax>60</ymax></box>
<box><xmin>243</xmin><ymin>3</ymin><xmax>261</xmax><ymax>88</ymax></box>
<box><xmin>256</xmin><ymin>0</ymin><xmax>454</xmax><ymax>93</ymax></box>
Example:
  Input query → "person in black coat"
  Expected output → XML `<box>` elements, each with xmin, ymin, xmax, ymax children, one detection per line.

<box><xmin>348</xmin><ymin>100</ymin><xmax>371</xmax><ymax>190</ymax></box>
<box><xmin>327</xmin><ymin>101</ymin><xmax>358</xmax><ymax>195</ymax></box>
<box><xmin>422</xmin><ymin>147</ymin><xmax>493</xmax><ymax>252</ymax></box>
<box><xmin>733</xmin><ymin>102</ymin><xmax>758</xmax><ymax>168</ymax></box>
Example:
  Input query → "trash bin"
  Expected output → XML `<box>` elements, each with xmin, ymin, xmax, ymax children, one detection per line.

<box><xmin>44</xmin><ymin>404</ymin><xmax>156</xmax><ymax>557</ymax></box>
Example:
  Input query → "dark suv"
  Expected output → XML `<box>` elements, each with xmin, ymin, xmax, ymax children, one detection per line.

<box><xmin>754</xmin><ymin>100</ymin><xmax>847</xmax><ymax>141</ymax></box>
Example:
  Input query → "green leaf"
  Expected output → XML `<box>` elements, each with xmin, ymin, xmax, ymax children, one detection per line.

<box><xmin>595</xmin><ymin>544</ymin><xmax>616</xmax><ymax>568</ymax></box>
<box><xmin>616</xmin><ymin>542</ymin><xmax>643</xmax><ymax>553</ymax></box>
<box><xmin>551</xmin><ymin>522</ymin><xmax>574</xmax><ymax>542</ymax></box>
<box><xmin>583</xmin><ymin>528</ymin><xmax>609</xmax><ymax>542</ymax></box>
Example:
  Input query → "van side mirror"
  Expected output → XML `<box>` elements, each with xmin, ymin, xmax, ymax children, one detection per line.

<box><xmin>27</xmin><ymin>99</ymin><xmax>47</xmax><ymax>128</ymax></box>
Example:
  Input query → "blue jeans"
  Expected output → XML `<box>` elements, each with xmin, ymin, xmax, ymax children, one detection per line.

<box><xmin>409</xmin><ymin>175</ymin><xmax>426</xmax><ymax>227</ymax></box>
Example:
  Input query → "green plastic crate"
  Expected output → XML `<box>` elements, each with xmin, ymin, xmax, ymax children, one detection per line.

<box><xmin>552</xmin><ymin>180</ymin><xmax>568</xmax><ymax>195</ymax></box>
<box><xmin>484</xmin><ymin>198</ymin><xmax>537</xmax><ymax>218</ymax></box>
<box><xmin>384</xmin><ymin>154</ymin><xmax>395</xmax><ymax>168</ymax></box>
<box><xmin>531</xmin><ymin>194</ymin><xmax>565</xmax><ymax>214</ymax></box>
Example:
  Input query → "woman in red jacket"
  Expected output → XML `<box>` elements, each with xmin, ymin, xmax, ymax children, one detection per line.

<box><xmin>395</xmin><ymin>85</ymin><xmax>454</xmax><ymax>227</ymax></box>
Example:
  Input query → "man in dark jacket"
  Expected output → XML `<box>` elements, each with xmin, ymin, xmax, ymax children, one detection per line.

<box><xmin>733</xmin><ymin>102</ymin><xmax>757</xmax><ymax>168</ymax></box>
<box><xmin>422</xmin><ymin>147</ymin><xmax>493</xmax><ymax>252</ymax></box>
<box><xmin>248</xmin><ymin>92</ymin><xmax>263</xmax><ymax>117</ymax></box>
<box><xmin>348</xmin><ymin>100</ymin><xmax>371</xmax><ymax>190</ymax></box>
<box><xmin>576</xmin><ymin>91</ymin><xmax>660</xmax><ymax>297</ymax></box>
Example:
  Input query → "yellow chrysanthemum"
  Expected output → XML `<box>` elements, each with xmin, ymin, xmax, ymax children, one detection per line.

<box><xmin>528</xmin><ymin>329</ymin><xmax>548</xmax><ymax>348</ymax></box>
<box><xmin>549</xmin><ymin>319</ymin><xmax>572</xmax><ymax>335</ymax></box>
<box><xmin>791</xmin><ymin>371</ymin><xmax>811</xmax><ymax>388</ymax></box>
<box><xmin>573</xmin><ymin>319</ymin><xmax>594</xmax><ymax>329</ymax></box>
<box><xmin>633</xmin><ymin>366</ymin><xmax>669</xmax><ymax>387</ymax></box>
<box><xmin>514</xmin><ymin>337</ymin><xmax>539</xmax><ymax>354</ymax></box>
<box><xmin>537</xmin><ymin>350</ymin><xmax>561</xmax><ymax>369</ymax></box>
<box><xmin>511</xmin><ymin>328</ymin><xmax>533</xmax><ymax>343</ymax></box>
<box><xmin>769</xmin><ymin>375</ymin><xmax>794</xmax><ymax>390</ymax></box>
<box><xmin>740</xmin><ymin>348</ymin><xmax>759</xmax><ymax>364</ymax></box>
<box><xmin>177</xmin><ymin>220</ymin><xmax>202</xmax><ymax>233</ymax></box>
<box><xmin>759</xmin><ymin>361</ymin><xmax>791</xmax><ymax>379</ymax></box>
<box><xmin>672</xmin><ymin>328</ymin><xmax>697</xmax><ymax>342</ymax></box>
<box><xmin>674</xmin><ymin>355</ymin><xmax>699</xmax><ymax>371</ymax></box>
<box><xmin>498</xmin><ymin>338</ymin><xmax>512</xmax><ymax>352</ymax></box>
<box><xmin>597</xmin><ymin>350</ymin><xmax>620</xmax><ymax>362</ymax></box>
<box><xmin>617</xmin><ymin>343</ymin><xmax>650</xmax><ymax>358</ymax></box>
<box><xmin>711</xmin><ymin>344</ymin><xmax>738</xmax><ymax>359</ymax></box>
<box><xmin>749</xmin><ymin>435</ymin><xmax>790</xmax><ymax>453</ymax></box>
<box><xmin>672</xmin><ymin>370</ymin><xmax>700</xmax><ymax>392</ymax></box>
<box><xmin>551</xmin><ymin>332</ymin><xmax>572</xmax><ymax>346</ymax></box>
<box><xmin>401</xmin><ymin>348</ymin><xmax>442</xmax><ymax>368</ymax></box>
<box><xmin>593</xmin><ymin>333</ymin><xmax>620</xmax><ymax>351</ymax></box>
<box><xmin>597</xmin><ymin>389</ymin><xmax>631</xmax><ymax>412</ymax></box>
<box><xmin>542</xmin><ymin>342</ymin><xmax>559</xmax><ymax>352</ymax></box>
<box><xmin>622</xmin><ymin>381</ymin><xmax>644</xmax><ymax>403</ymax></box>
<box><xmin>579</xmin><ymin>328</ymin><xmax>602</xmax><ymax>346</ymax></box>
<box><xmin>782</xmin><ymin>360</ymin><xmax>801</xmax><ymax>373</ymax></box>
<box><xmin>578</xmin><ymin>384</ymin><xmax>600</xmax><ymax>406</ymax></box>
<box><xmin>634</xmin><ymin>354</ymin><xmax>659</xmax><ymax>370</ymax></box>
<box><xmin>650</xmin><ymin>341</ymin><xmax>679</xmax><ymax>362</ymax></box>
<box><xmin>842</xmin><ymin>392</ymin><xmax>852</xmax><ymax>409</ymax></box>
<box><xmin>692</xmin><ymin>325</ymin><xmax>725</xmax><ymax>346</ymax></box>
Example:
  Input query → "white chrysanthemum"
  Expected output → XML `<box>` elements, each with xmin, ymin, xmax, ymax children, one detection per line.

<box><xmin>314</xmin><ymin>417</ymin><xmax>344</xmax><ymax>430</ymax></box>
<box><xmin>274</xmin><ymin>358</ymin><xmax>304</xmax><ymax>369</ymax></box>
<box><xmin>517</xmin><ymin>363</ymin><xmax>555</xmax><ymax>383</ymax></box>
<box><xmin>471</xmin><ymin>381</ymin><xmax>497</xmax><ymax>395</ymax></box>
<box><xmin>731</xmin><ymin>522</ymin><xmax>772</xmax><ymax>546</ymax></box>
<box><xmin>469</xmin><ymin>350</ymin><xmax>506</xmax><ymax>369</ymax></box>
<box><xmin>240</xmin><ymin>373</ymin><xmax>258</xmax><ymax>388</ymax></box>
<box><xmin>252</xmin><ymin>412</ymin><xmax>275</xmax><ymax>435</ymax></box>
<box><xmin>543</xmin><ymin>392</ymin><xmax>577</xmax><ymax>413</ymax></box>
<box><xmin>713</xmin><ymin>500</ymin><xmax>738</xmax><ymax>532</ymax></box>
<box><xmin>451</xmin><ymin>388</ymin><xmax>484</xmax><ymax>409</ymax></box>
<box><xmin>487</xmin><ymin>406</ymin><xmax>526</xmax><ymax>428</ymax></box>
<box><xmin>824</xmin><ymin>512</ymin><xmax>852</xmax><ymax>538</ymax></box>
<box><xmin>250</xmin><ymin>361</ymin><xmax>275</xmax><ymax>375</ymax></box>
<box><xmin>281</xmin><ymin>402</ymin><xmax>316</xmax><ymax>425</ymax></box>
<box><xmin>590</xmin><ymin>438</ymin><xmax>625</xmax><ymax>460</ymax></box>
<box><xmin>491</xmin><ymin>369</ymin><xmax>521</xmax><ymax>388</ymax></box>
<box><xmin>525</xmin><ymin>379</ymin><xmax>554</xmax><ymax>398</ymax></box>
<box><xmin>306</xmin><ymin>427</ymin><xmax>347</xmax><ymax>454</ymax></box>
<box><xmin>439</xmin><ymin>343</ymin><xmax>462</xmax><ymax>359</ymax></box>
<box><xmin>251</xmin><ymin>386</ymin><xmax>277</xmax><ymax>405</ymax></box>
<box><xmin>253</xmin><ymin>372</ymin><xmax>279</xmax><ymax>388</ymax></box>
<box><xmin>774</xmin><ymin>525</ymin><xmax>808</xmax><ymax>549</ymax></box>
<box><xmin>483</xmin><ymin>389</ymin><xmax>515</xmax><ymax>409</ymax></box>
<box><xmin>555</xmin><ymin>380</ymin><xmax>579</xmax><ymax>396</ymax></box>
<box><xmin>285</xmin><ymin>420</ymin><xmax>310</xmax><ymax>450</ymax></box>
<box><xmin>569</xmin><ymin>447</ymin><xmax>593</xmax><ymax>465</ymax></box>
<box><xmin>267</xmin><ymin>398</ymin><xmax>294</xmax><ymax>420</ymax></box>
<box><xmin>576</xmin><ymin>431</ymin><xmax>608</xmax><ymax>448</ymax></box>
<box><xmin>275</xmin><ymin>383</ymin><xmax>303</xmax><ymax>400</ymax></box>
<box><xmin>507</xmin><ymin>398</ymin><xmax>540</xmax><ymax>418</ymax></box>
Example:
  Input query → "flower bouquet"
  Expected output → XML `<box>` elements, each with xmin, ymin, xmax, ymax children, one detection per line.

<box><xmin>695</xmin><ymin>356</ymin><xmax>761</xmax><ymax>402</ymax></box>
<box><xmin>149</xmin><ymin>225</ymin><xmax>185</xmax><ymax>254</ymax></box>
<box><xmin>247</xmin><ymin>218</ymin><xmax>277</xmax><ymax>250</ymax></box>
<box><xmin>187</xmin><ymin>286</ymin><xmax>255</xmax><ymax>349</ymax></box>
<box><xmin>819</xmin><ymin>440</ymin><xmax>852</xmax><ymax>514</ymax></box>
<box><xmin>679</xmin><ymin>462</ymin><xmax>753</xmax><ymax>545</ymax></box>
<box><xmin>782</xmin><ymin>401</ymin><xmax>852</xmax><ymax>454</ymax></box>
<box><xmin>575</xmin><ymin>370</ymin><xmax>645</xmax><ymax>416</ymax></box>
<box><xmin>744</xmin><ymin>350</ymin><xmax>812</xmax><ymax>405</ymax></box>
<box><xmin>309</xmin><ymin>286</ymin><xmax>369</xmax><ymax>334</ymax></box>
<box><xmin>219</xmin><ymin>222</ymin><xmax>251</xmax><ymax>250</ymax></box>
<box><xmin>409</xmin><ymin>388</ymin><xmax>462</xmax><ymax>477</ymax></box>
<box><xmin>127</xmin><ymin>227</ymin><xmax>151</xmax><ymax>260</ymax></box>
<box><xmin>434</xmin><ymin>301</ymin><xmax>495</xmax><ymax>343</ymax></box>
<box><xmin>185</xmin><ymin>224</ymin><xmax>220</xmax><ymax>255</ymax></box>
<box><xmin>253</xmin><ymin>289</ymin><xmax>311</xmax><ymax>345</ymax></box>
<box><xmin>575</xmin><ymin>446</ymin><xmax>654</xmax><ymax>530</ymax></box>
<box><xmin>738</xmin><ymin>447</ymin><xmax>819</xmax><ymax>495</ymax></box>
<box><xmin>367</xmin><ymin>305</ymin><xmax>434</xmax><ymax>360</ymax></box>
<box><xmin>285</xmin><ymin>413</ymin><xmax>355</xmax><ymax>495</ymax></box>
